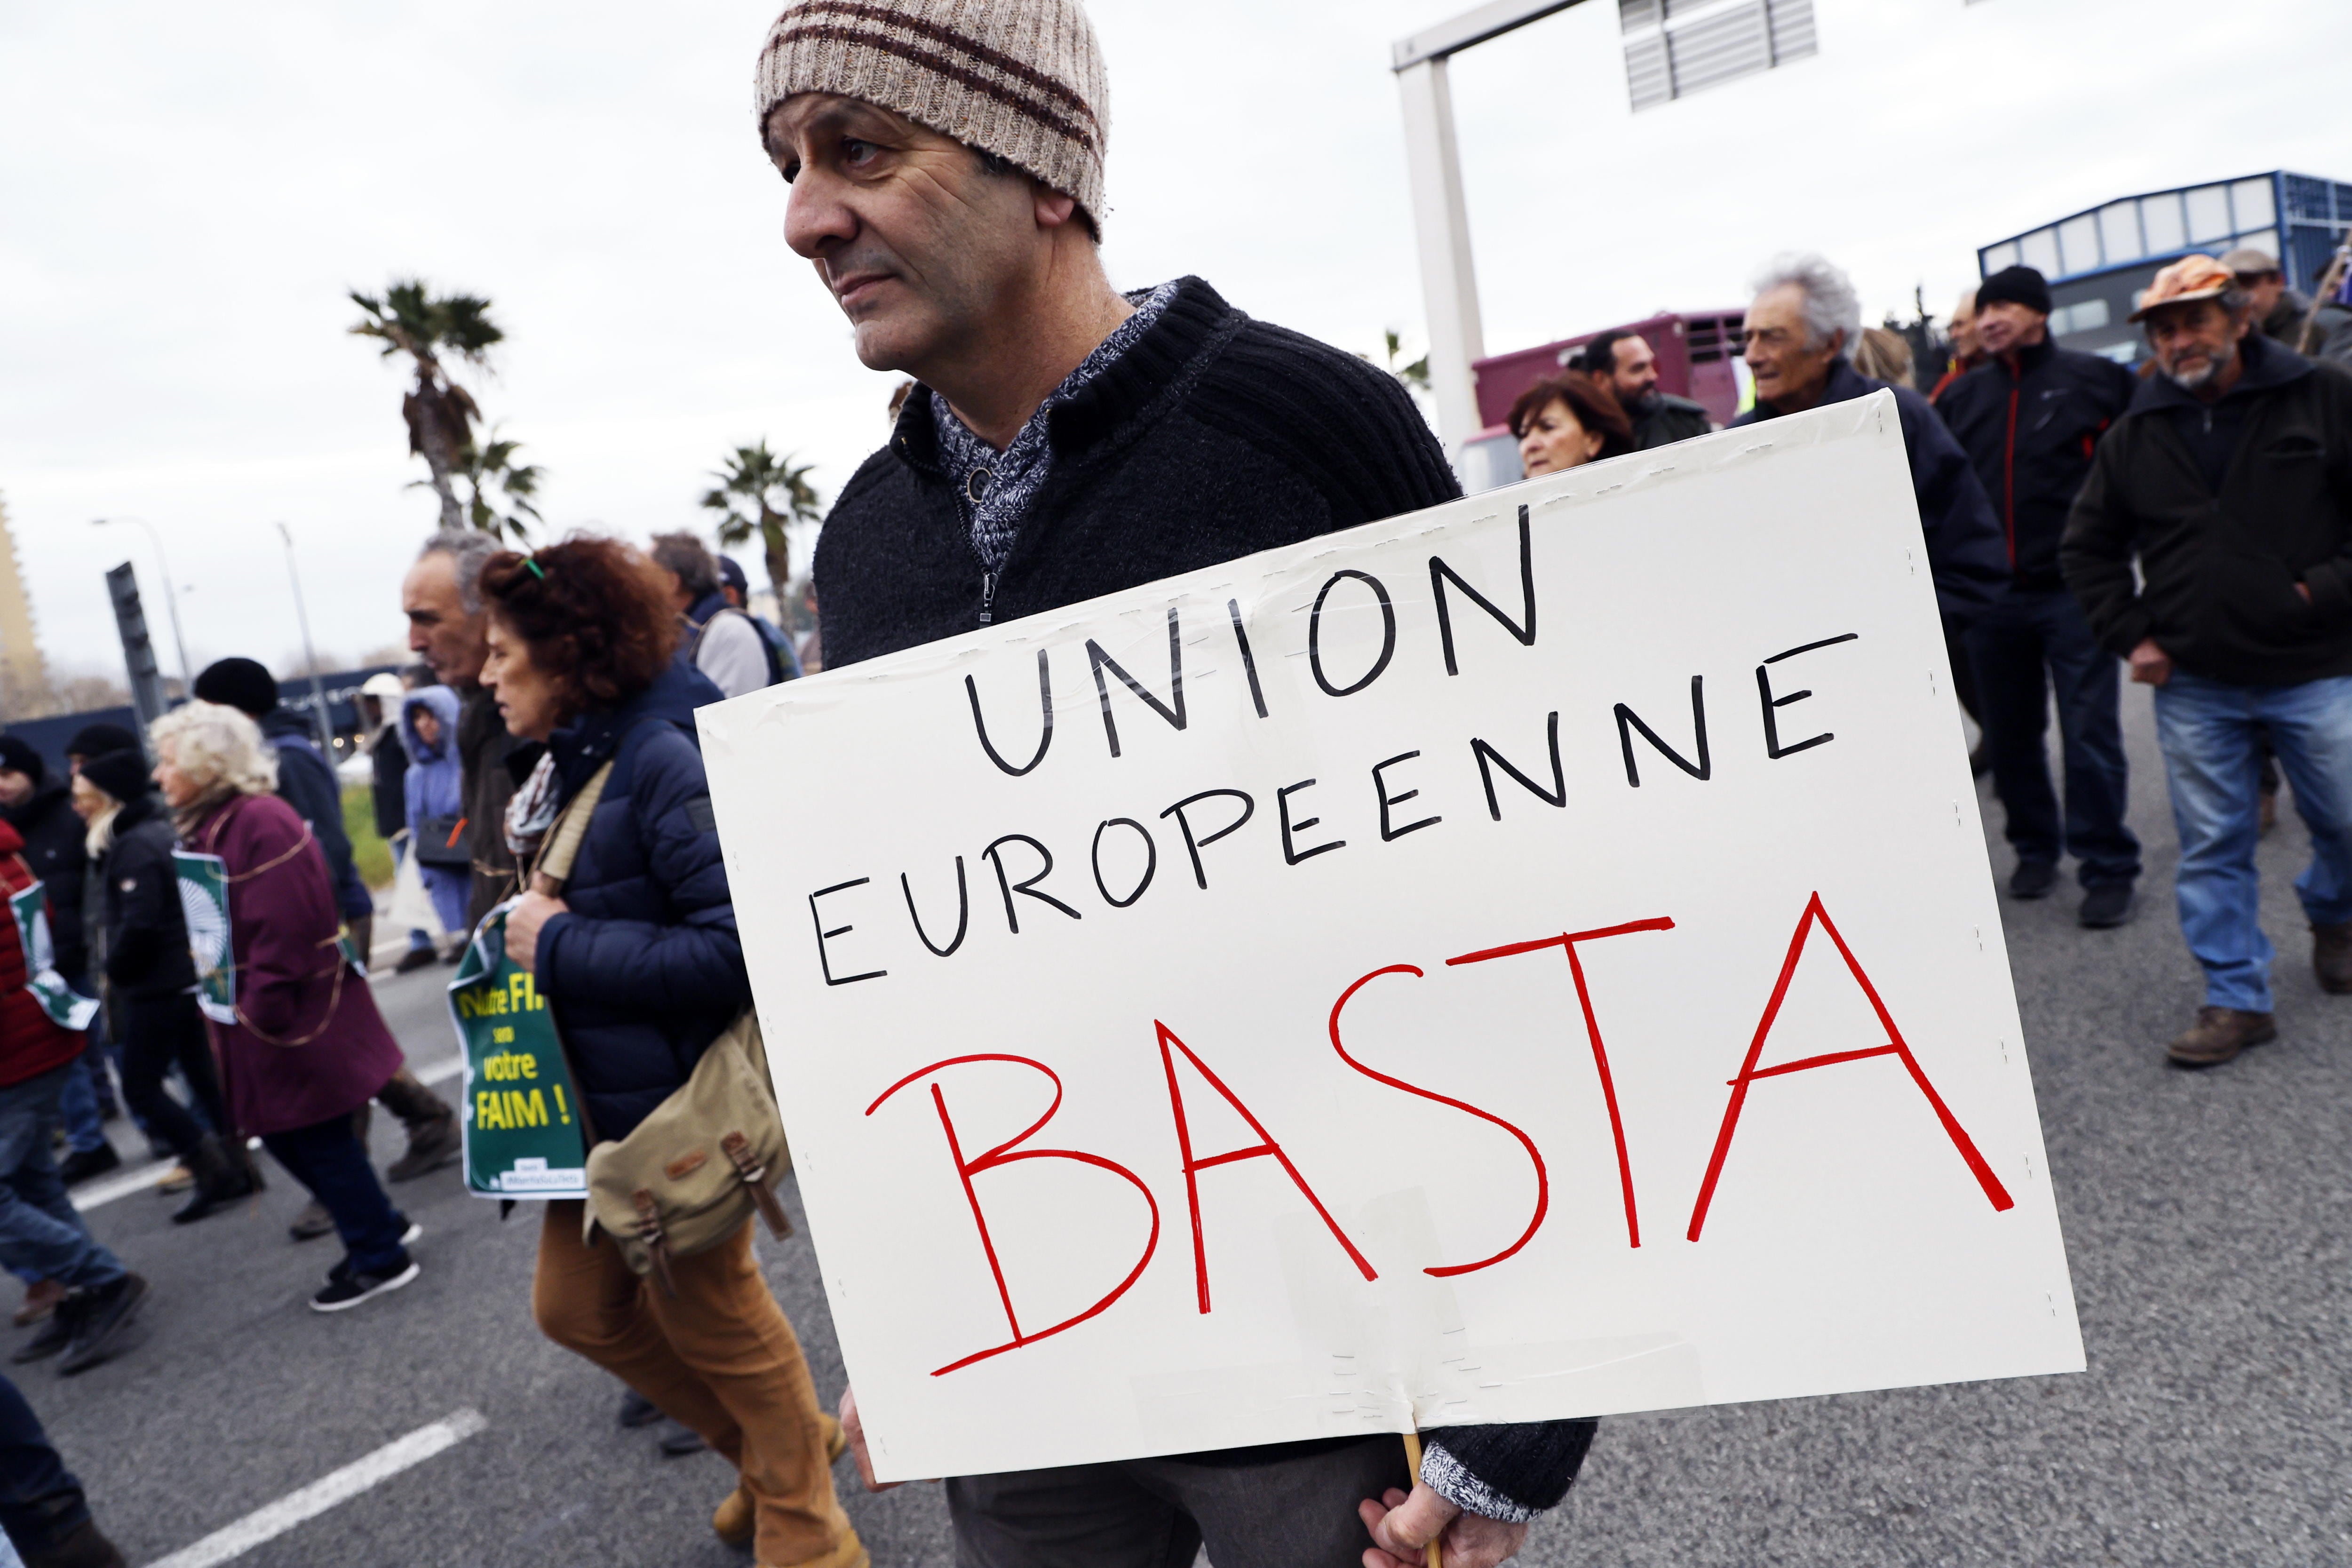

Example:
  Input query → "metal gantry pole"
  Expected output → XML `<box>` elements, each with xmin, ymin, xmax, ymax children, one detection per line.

<box><xmin>1392</xmin><ymin>0</ymin><xmax>1589</xmax><ymax>462</ymax></box>
<box><xmin>276</xmin><ymin>521</ymin><xmax>334</xmax><ymax>754</ymax></box>
<box><xmin>92</xmin><ymin>517</ymin><xmax>194</xmax><ymax>695</ymax></box>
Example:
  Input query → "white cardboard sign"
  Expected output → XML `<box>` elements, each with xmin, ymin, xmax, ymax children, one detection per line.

<box><xmin>702</xmin><ymin>394</ymin><xmax>2082</xmax><ymax>1482</ymax></box>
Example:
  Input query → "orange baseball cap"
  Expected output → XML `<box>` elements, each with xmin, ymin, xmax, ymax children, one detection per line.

<box><xmin>2130</xmin><ymin>254</ymin><xmax>2236</xmax><ymax>321</ymax></box>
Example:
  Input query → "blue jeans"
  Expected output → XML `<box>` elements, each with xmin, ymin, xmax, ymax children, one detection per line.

<box><xmin>2153</xmin><ymin>672</ymin><xmax>2352</xmax><ymax>1010</ymax></box>
<box><xmin>54</xmin><ymin>1059</ymin><xmax>105</xmax><ymax>1157</ymax></box>
<box><xmin>260</xmin><ymin>1113</ymin><xmax>407</xmax><ymax>1276</ymax></box>
<box><xmin>1967</xmin><ymin>587</ymin><xmax>2141</xmax><ymax>886</ymax></box>
<box><xmin>0</xmin><ymin>1371</ymin><xmax>89</xmax><ymax>1557</ymax></box>
<box><xmin>0</xmin><ymin>1069</ymin><xmax>127</xmax><ymax>1292</ymax></box>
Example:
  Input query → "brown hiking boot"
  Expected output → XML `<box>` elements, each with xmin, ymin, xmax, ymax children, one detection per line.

<box><xmin>2313</xmin><ymin>923</ymin><xmax>2352</xmax><ymax>995</ymax></box>
<box><xmin>2165</xmin><ymin>1006</ymin><xmax>2277</xmax><ymax>1067</ymax></box>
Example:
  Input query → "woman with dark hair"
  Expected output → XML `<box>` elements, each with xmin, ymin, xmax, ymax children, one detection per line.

<box><xmin>479</xmin><ymin>535</ymin><xmax>857</xmax><ymax>1568</ymax></box>
<box><xmin>70</xmin><ymin>751</ymin><xmax>252</xmax><ymax>1224</ymax></box>
<box><xmin>1508</xmin><ymin>373</ymin><xmax>1635</xmax><ymax>477</ymax></box>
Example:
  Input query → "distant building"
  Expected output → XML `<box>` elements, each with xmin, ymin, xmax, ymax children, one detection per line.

<box><xmin>0</xmin><ymin>494</ymin><xmax>49</xmax><ymax>708</ymax></box>
<box><xmin>1979</xmin><ymin>171</ymin><xmax>2352</xmax><ymax>363</ymax></box>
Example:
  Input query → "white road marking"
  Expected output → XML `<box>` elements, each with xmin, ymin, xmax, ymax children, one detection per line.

<box><xmin>70</xmin><ymin>1060</ymin><xmax>462</xmax><ymax>1214</ymax></box>
<box><xmin>70</xmin><ymin>1160</ymin><xmax>179</xmax><ymax>1213</ymax></box>
<box><xmin>143</xmin><ymin>1408</ymin><xmax>487</xmax><ymax>1568</ymax></box>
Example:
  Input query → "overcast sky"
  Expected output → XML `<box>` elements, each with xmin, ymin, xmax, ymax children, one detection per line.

<box><xmin>3</xmin><ymin>0</ymin><xmax>2345</xmax><ymax>683</ymax></box>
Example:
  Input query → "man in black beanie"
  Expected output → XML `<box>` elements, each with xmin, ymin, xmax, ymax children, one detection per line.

<box><xmin>189</xmin><ymin>661</ymin><xmax>462</xmax><ymax>1220</ymax></box>
<box><xmin>1937</xmin><ymin>265</ymin><xmax>2145</xmax><ymax>928</ymax></box>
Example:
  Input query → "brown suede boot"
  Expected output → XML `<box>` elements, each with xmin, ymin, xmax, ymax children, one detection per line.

<box><xmin>714</xmin><ymin>1417</ymin><xmax>848</xmax><ymax>1546</ymax></box>
<box><xmin>376</xmin><ymin>1070</ymin><xmax>462</xmax><ymax>1182</ymax></box>
<box><xmin>2313</xmin><ymin>922</ymin><xmax>2352</xmax><ymax>995</ymax></box>
<box><xmin>2165</xmin><ymin>1006</ymin><xmax>2277</xmax><ymax>1067</ymax></box>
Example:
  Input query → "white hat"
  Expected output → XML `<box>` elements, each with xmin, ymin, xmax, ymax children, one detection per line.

<box><xmin>361</xmin><ymin>672</ymin><xmax>405</xmax><ymax>700</ymax></box>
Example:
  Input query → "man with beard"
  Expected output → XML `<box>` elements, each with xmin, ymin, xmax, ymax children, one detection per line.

<box><xmin>2061</xmin><ymin>254</ymin><xmax>2352</xmax><ymax>1066</ymax></box>
<box><xmin>1580</xmin><ymin>328</ymin><xmax>1711</xmax><ymax>450</ymax></box>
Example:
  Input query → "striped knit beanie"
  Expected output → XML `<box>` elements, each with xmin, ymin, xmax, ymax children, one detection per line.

<box><xmin>754</xmin><ymin>0</ymin><xmax>1109</xmax><ymax>229</ymax></box>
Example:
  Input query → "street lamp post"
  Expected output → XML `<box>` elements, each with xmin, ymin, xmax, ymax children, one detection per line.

<box><xmin>275</xmin><ymin>522</ymin><xmax>334</xmax><ymax>754</ymax></box>
<box><xmin>91</xmin><ymin>516</ymin><xmax>194</xmax><ymax>695</ymax></box>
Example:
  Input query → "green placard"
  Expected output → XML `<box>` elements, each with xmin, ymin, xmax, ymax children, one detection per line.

<box><xmin>172</xmin><ymin>852</ymin><xmax>237</xmax><ymax>1026</ymax></box>
<box><xmin>9</xmin><ymin>882</ymin><xmax>97</xmax><ymax>1032</ymax></box>
<box><xmin>448</xmin><ymin>903</ymin><xmax>589</xmax><ymax>1199</ymax></box>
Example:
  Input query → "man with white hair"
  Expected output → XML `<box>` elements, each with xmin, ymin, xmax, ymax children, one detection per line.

<box><xmin>1733</xmin><ymin>253</ymin><xmax>2008</xmax><ymax>624</ymax></box>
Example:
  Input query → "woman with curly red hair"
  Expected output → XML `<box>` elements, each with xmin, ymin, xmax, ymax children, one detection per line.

<box><xmin>477</xmin><ymin>535</ymin><xmax>858</xmax><ymax>1568</ymax></box>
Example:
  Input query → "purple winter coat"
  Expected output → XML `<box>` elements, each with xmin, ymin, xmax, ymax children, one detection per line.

<box><xmin>186</xmin><ymin>792</ymin><xmax>402</xmax><ymax>1137</ymax></box>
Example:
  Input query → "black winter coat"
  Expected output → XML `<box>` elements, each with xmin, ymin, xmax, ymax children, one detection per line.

<box><xmin>96</xmin><ymin>794</ymin><xmax>196</xmax><ymax>1001</ymax></box>
<box><xmin>3</xmin><ymin>783</ymin><xmax>86</xmax><ymax>984</ymax></box>
<box><xmin>2060</xmin><ymin>333</ymin><xmax>2352</xmax><ymax>685</ymax></box>
<box><xmin>1936</xmin><ymin>337</ymin><xmax>2139</xmax><ymax>590</ymax></box>
<box><xmin>258</xmin><ymin>708</ymin><xmax>371</xmax><ymax>920</ymax></box>
<box><xmin>810</xmin><ymin>275</ymin><xmax>1594</xmax><ymax>1517</ymax></box>
<box><xmin>1732</xmin><ymin>358</ymin><xmax>2010</xmax><ymax>625</ymax></box>
<box><xmin>370</xmin><ymin>725</ymin><xmax>408</xmax><ymax>842</ymax></box>
<box><xmin>814</xmin><ymin>276</ymin><xmax>1459</xmax><ymax>668</ymax></box>
<box><xmin>530</xmin><ymin>660</ymin><xmax>745</xmax><ymax>1142</ymax></box>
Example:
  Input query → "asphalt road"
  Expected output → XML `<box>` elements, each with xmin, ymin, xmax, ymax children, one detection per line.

<box><xmin>18</xmin><ymin>679</ymin><xmax>2348</xmax><ymax>1568</ymax></box>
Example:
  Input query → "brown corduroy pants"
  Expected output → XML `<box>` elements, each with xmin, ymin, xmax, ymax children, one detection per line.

<box><xmin>533</xmin><ymin>1202</ymin><xmax>849</xmax><ymax>1566</ymax></box>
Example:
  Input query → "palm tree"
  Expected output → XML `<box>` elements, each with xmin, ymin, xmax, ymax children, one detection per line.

<box><xmin>414</xmin><ymin>428</ymin><xmax>543</xmax><ymax>541</ymax></box>
<box><xmin>350</xmin><ymin>279</ymin><xmax>503</xmax><ymax>529</ymax></box>
<box><xmin>700</xmin><ymin>441</ymin><xmax>822</xmax><ymax>597</ymax></box>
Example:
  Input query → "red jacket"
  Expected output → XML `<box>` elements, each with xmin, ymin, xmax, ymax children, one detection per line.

<box><xmin>0</xmin><ymin>821</ymin><xmax>85</xmax><ymax>1089</ymax></box>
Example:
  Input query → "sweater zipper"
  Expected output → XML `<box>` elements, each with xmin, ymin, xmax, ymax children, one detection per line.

<box><xmin>979</xmin><ymin>571</ymin><xmax>998</xmax><ymax>627</ymax></box>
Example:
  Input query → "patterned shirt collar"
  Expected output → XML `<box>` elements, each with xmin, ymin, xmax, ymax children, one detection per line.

<box><xmin>931</xmin><ymin>280</ymin><xmax>1180</xmax><ymax>572</ymax></box>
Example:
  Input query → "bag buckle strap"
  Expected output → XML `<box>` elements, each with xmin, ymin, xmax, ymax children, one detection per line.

<box><xmin>721</xmin><ymin>1131</ymin><xmax>794</xmax><ymax>1240</ymax></box>
<box><xmin>632</xmin><ymin>1188</ymin><xmax>679</xmax><ymax>1299</ymax></box>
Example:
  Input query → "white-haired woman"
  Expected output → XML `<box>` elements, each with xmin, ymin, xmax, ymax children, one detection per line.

<box><xmin>70</xmin><ymin>746</ymin><xmax>251</xmax><ymax>1224</ymax></box>
<box><xmin>150</xmin><ymin>702</ymin><xmax>420</xmax><ymax>1312</ymax></box>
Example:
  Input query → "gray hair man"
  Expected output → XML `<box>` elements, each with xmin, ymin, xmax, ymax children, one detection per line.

<box><xmin>756</xmin><ymin>0</ymin><xmax>1589</xmax><ymax>1563</ymax></box>
<box><xmin>1732</xmin><ymin>253</ymin><xmax>2007</xmax><ymax>627</ymax></box>
<box><xmin>2060</xmin><ymin>254</ymin><xmax>2352</xmax><ymax>1067</ymax></box>
<box><xmin>649</xmin><ymin>532</ymin><xmax>776</xmax><ymax>699</ymax></box>
<box><xmin>401</xmin><ymin>529</ymin><xmax>519</xmax><ymax>927</ymax></box>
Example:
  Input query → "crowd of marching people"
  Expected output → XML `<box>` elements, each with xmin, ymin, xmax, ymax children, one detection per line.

<box><xmin>0</xmin><ymin>0</ymin><xmax>2347</xmax><ymax>1564</ymax></box>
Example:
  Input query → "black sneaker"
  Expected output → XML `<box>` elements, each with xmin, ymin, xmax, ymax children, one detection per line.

<box><xmin>21</xmin><ymin>1513</ymin><xmax>127</xmax><ymax>1568</ymax></box>
<box><xmin>58</xmin><ymin>1274</ymin><xmax>147</xmax><ymax>1376</ymax></box>
<box><xmin>56</xmin><ymin>1145</ymin><xmax>122</xmax><ymax>1187</ymax></box>
<box><xmin>310</xmin><ymin>1255</ymin><xmax>418</xmax><ymax>1313</ymax></box>
<box><xmin>393</xmin><ymin>947</ymin><xmax>439</xmax><ymax>975</ymax></box>
<box><xmin>657</xmin><ymin>1420</ymin><xmax>709</xmax><ymax>1457</ymax></box>
<box><xmin>618</xmin><ymin>1387</ymin><xmax>663</xmax><ymax>1429</ymax></box>
<box><xmin>2009</xmin><ymin>860</ymin><xmax>2059</xmax><ymax>900</ymax></box>
<box><xmin>2079</xmin><ymin>884</ymin><xmax>2138</xmax><ymax>929</ymax></box>
<box><xmin>11</xmin><ymin>1297</ymin><xmax>82</xmax><ymax>1363</ymax></box>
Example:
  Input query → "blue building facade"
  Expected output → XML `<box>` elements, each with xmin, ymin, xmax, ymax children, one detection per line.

<box><xmin>1979</xmin><ymin>171</ymin><xmax>2352</xmax><ymax>362</ymax></box>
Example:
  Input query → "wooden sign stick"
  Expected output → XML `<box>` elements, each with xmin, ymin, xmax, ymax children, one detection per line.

<box><xmin>1400</xmin><ymin>1430</ymin><xmax>1441</xmax><ymax>1568</ymax></box>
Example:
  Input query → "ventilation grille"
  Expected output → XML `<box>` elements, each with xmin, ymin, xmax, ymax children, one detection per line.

<box><xmin>1620</xmin><ymin>0</ymin><xmax>1817</xmax><ymax>112</ymax></box>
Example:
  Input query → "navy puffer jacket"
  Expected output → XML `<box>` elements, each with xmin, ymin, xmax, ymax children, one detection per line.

<box><xmin>530</xmin><ymin>660</ymin><xmax>743</xmax><ymax>1141</ymax></box>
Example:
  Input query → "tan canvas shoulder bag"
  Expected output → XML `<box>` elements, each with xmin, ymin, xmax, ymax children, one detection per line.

<box><xmin>533</xmin><ymin>764</ymin><xmax>792</xmax><ymax>1290</ymax></box>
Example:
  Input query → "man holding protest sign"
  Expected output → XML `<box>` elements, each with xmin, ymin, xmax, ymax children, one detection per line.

<box><xmin>757</xmin><ymin>0</ymin><xmax>1590</xmax><ymax>1560</ymax></box>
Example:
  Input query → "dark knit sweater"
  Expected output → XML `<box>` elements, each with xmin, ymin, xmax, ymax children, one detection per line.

<box><xmin>813</xmin><ymin>274</ymin><xmax>1598</xmax><ymax>1517</ymax></box>
<box><xmin>816</xmin><ymin>275</ymin><xmax>1458</xmax><ymax>665</ymax></box>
